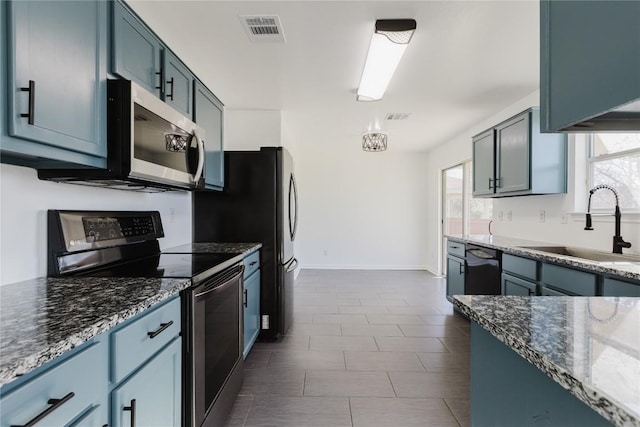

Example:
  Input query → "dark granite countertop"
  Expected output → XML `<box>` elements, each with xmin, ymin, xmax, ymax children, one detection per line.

<box><xmin>0</xmin><ymin>276</ymin><xmax>190</xmax><ymax>387</ymax></box>
<box><xmin>163</xmin><ymin>242</ymin><xmax>261</xmax><ymax>255</ymax></box>
<box><xmin>0</xmin><ymin>242</ymin><xmax>260</xmax><ymax>387</ymax></box>
<box><xmin>453</xmin><ymin>295</ymin><xmax>640</xmax><ymax>427</ymax></box>
<box><xmin>446</xmin><ymin>234</ymin><xmax>640</xmax><ymax>281</ymax></box>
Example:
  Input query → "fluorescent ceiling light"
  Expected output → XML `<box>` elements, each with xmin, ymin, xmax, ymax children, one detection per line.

<box><xmin>357</xmin><ymin>19</ymin><xmax>416</xmax><ymax>102</ymax></box>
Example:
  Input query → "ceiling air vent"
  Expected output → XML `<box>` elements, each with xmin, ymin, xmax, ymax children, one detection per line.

<box><xmin>240</xmin><ymin>15</ymin><xmax>286</xmax><ymax>43</ymax></box>
<box><xmin>386</xmin><ymin>113</ymin><xmax>411</xmax><ymax>121</ymax></box>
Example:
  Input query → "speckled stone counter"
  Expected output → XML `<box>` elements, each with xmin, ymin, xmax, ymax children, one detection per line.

<box><xmin>164</xmin><ymin>242</ymin><xmax>261</xmax><ymax>255</ymax></box>
<box><xmin>447</xmin><ymin>234</ymin><xmax>640</xmax><ymax>281</ymax></box>
<box><xmin>0</xmin><ymin>276</ymin><xmax>190</xmax><ymax>387</ymax></box>
<box><xmin>454</xmin><ymin>295</ymin><xmax>640</xmax><ymax>427</ymax></box>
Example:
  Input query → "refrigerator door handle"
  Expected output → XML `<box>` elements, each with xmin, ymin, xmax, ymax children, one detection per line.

<box><xmin>286</xmin><ymin>257</ymin><xmax>299</xmax><ymax>272</ymax></box>
<box><xmin>289</xmin><ymin>173</ymin><xmax>299</xmax><ymax>241</ymax></box>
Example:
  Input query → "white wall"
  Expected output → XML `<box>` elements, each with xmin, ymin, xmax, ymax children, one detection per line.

<box><xmin>225</xmin><ymin>110</ymin><xmax>282</xmax><ymax>151</ymax></box>
<box><xmin>293</xmin><ymin>132</ymin><xmax>429</xmax><ymax>270</ymax></box>
<box><xmin>424</xmin><ymin>90</ymin><xmax>640</xmax><ymax>274</ymax></box>
<box><xmin>0</xmin><ymin>164</ymin><xmax>192</xmax><ymax>285</ymax></box>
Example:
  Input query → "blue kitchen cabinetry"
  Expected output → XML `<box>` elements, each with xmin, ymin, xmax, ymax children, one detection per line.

<box><xmin>472</xmin><ymin>108</ymin><xmax>567</xmax><ymax>198</ymax></box>
<box><xmin>163</xmin><ymin>50</ymin><xmax>195</xmax><ymax>119</ymax></box>
<box><xmin>540</xmin><ymin>0</ymin><xmax>640</xmax><ymax>132</ymax></box>
<box><xmin>194</xmin><ymin>81</ymin><xmax>225</xmax><ymax>190</ymax></box>
<box><xmin>501</xmin><ymin>254</ymin><xmax>539</xmax><ymax>296</ymax></box>
<box><xmin>109</xmin><ymin>296</ymin><xmax>181</xmax><ymax>427</ymax></box>
<box><xmin>112</xmin><ymin>0</ymin><xmax>163</xmax><ymax>97</ymax></box>
<box><xmin>243</xmin><ymin>250</ymin><xmax>261</xmax><ymax>358</ymax></box>
<box><xmin>471</xmin><ymin>323</ymin><xmax>611</xmax><ymax>426</ymax></box>
<box><xmin>0</xmin><ymin>340</ymin><xmax>109</xmax><ymax>427</ymax></box>
<box><xmin>471</xmin><ymin>129</ymin><xmax>495</xmax><ymax>196</ymax></box>
<box><xmin>602</xmin><ymin>277</ymin><xmax>640</xmax><ymax>297</ymax></box>
<box><xmin>1</xmin><ymin>0</ymin><xmax>107</xmax><ymax>169</ymax></box>
<box><xmin>541</xmin><ymin>263</ymin><xmax>597</xmax><ymax>296</ymax></box>
<box><xmin>445</xmin><ymin>240</ymin><xmax>466</xmax><ymax>301</ymax></box>
<box><xmin>111</xmin><ymin>339</ymin><xmax>181</xmax><ymax>427</ymax></box>
<box><xmin>0</xmin><ymin>295</ymin><xmax>181</xmax><ymax>427</ymax></box>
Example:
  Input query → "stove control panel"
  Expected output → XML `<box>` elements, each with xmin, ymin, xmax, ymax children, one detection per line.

<box><xmin>49</xmin><ymin>210</ymin><xmax>164</xmax><ymax>253</ymax></box>
<box><xmin>82</xmin><ymin>215</ymin><xmax>156</xmax><ymax>242</ymax></box>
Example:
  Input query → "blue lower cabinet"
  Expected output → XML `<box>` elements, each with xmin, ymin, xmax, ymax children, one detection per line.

<box><xmin>243</xmin><ymin>270</ymin><xmax>261</xmax><ymax>359</ymax></box>
<box><xmin>446</xmin><ymin>255</ymin><xmax>465</xmax><ymax>299</ymax></box>
<box><xmin>602</xmin><ymin>277</ymin><xmax>640</xmax><ymax>297</ymax></box>
<box><xmin>0</xmin><ymin>340</ymin><xmax>108</xmax><ymax>427</ymax></box>
<box><xmin>471</xmin><ymin>323</ymin><xmax>610</xmax><ymax>426</ymax></box>
<box><xmin>111</xmin><ymin>338</ymin><xmax>182</xmax><ymax>427</ymax></box>
<box><xmin>502</xmin><ymin>272</ymin><xmax>537</xmax><ymax>296</ymax></box>
<box><xmin>70</xmin><ymin>405</ymin><xmax>107</xmax><ymax>427</ymax></box>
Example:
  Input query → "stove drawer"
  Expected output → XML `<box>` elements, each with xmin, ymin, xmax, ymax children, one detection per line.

<box><xmin>110</xmin><ymin>296</ymin><xmax>181</xmax><ymax>383</ymax></box>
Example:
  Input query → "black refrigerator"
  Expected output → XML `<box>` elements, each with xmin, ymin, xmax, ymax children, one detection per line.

<box><xmin>193</xmin><ymin>147</ymin><xmax>298</xmax><ymax>340</ymax></box>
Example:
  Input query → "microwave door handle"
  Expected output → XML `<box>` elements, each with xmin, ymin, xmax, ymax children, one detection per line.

<box><xmin>193</xmin><ymin>130</ymin><xmax>205</xmax><ymax>184</ymax></box>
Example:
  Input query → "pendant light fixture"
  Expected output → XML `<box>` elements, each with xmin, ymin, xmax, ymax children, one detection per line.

<box><xmin>362</xmin><ymin>132</ymin><xmax>388</xmax><ymax>152</ymax></box>
<box><xmin>357</xmin><ymin>19</ymin><xmax>417</xmax><ymax>102</ymax></box>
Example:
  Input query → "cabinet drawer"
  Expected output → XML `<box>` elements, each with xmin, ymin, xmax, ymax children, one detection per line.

<box><xmin>502</xmin><ymin>272</ymin><xmax>537</xmax><ymax>296</ymax></box>
<box><xmin>447</xmin><ymin>240</ymin><xmax>465</xmax><ymax>258</ymax></box>
<box><xmin>0</xmin><ymin>341</ymin><xmax>107</xmax><ymax>427</ymax></box>
<box><xmin>540</xmin><ymin>286</ymin><xmax>570</xmax><ymax>297</ymax></box>
<box><xmin>243</xmin><ymin>250</ymin><xmax>260</xmax><ymax>279</ymax></box>
<box><xmin>541</xmin><ymin>263</ymin><xmax>597</xmax><ymax>296</ymax></box>
<box><xmin>111</xmin><ymin>297</ymin><xmax>181</xmax><ymax>383</ymax></box>
<box><xmin>503</xmin><ymin>254</ymin><xmax>538</xmax><ymax>281</ymax></box>
<box><xmin>602</xmin><ymin>277</ymin><xmax>640</xmax><ymax>297</ymax></box>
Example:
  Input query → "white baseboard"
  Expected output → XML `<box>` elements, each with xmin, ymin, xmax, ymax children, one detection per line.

<box><xmin>300</xmin><ymin>264</ymin><xmax>428</xmax><ymax>271</ymax></box>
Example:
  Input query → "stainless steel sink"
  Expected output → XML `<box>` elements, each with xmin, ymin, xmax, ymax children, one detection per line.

<box><xmin>517</xmin><ymin>246</ymin><xmax>640</xmax><ymax>263</ymax></box>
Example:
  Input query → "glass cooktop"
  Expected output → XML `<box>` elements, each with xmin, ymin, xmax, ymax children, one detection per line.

<box><xmin>77</xmin><ymin>253</ymin><xmax>239</xmax><ymax>279</ymax></box>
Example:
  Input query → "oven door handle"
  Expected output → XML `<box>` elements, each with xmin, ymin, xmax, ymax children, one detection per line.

<box><xmin>194</xmin><ymin>265</ymin><xmax>244</xmax><ymax>299</ymax></box>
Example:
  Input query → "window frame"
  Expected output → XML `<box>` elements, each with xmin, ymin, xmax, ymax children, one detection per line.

<box><xmin>586</xmin><ymin>134</ymin><xmax>640</xmax><ymax>212</ymax></box>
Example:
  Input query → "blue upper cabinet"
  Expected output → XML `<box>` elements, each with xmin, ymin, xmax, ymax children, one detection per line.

<box><xmin>163</xmin><ymin>50</ymin><xmax>194</xmax><ymax>119</ymax></box>
<box><xmin>472</xmin><ymin>129</ymin><xmax>495</xmax><ymax>197</ymax></box>
<box><xmin>540</xmin><ymin>1</ymin><xmax>640</xmax><ymax>132</ymax></box>
<box><xmin>112</xmin><ymin>0</ymin><xmax>162</xmax><ymax>97</ymax></box>
<box><xmin>473</xmin><ymin>108</ymin><xmax>567</xmax><ymax>198</ymax></box>
<box><xmin>194</xmin><ymin>81</ymin><xmax>224</xmax><ymax>190</ymax></box>
<box><xmin>2</xmin><ymin>0</ymin><xmax>107</xmax><ymax>168</ymax></box>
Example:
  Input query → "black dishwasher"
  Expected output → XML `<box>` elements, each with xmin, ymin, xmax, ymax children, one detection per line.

<box><xmin>465</xmin><ymin>244</ymin><xmax>502</xmax><ymax>295</ymax></box>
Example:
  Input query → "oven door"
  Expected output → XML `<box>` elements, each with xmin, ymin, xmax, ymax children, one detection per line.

<box><xmin>189</xmin><ymin>263</ymin><xmax>244</xmax><ymax>427</ymax></box>
<box><xmin>127</xmin><ymin>80</ymin><xmax>206</xmax><ymax>188</ymax></box>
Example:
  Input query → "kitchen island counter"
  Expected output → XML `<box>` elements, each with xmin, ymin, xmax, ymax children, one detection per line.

<box><xmin>454</xmin><ymin>295</ymin><xmax>639</xmax><ymax>427</ymax></box>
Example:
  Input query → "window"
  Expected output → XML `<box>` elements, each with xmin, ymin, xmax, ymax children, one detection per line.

<box><xmin>441</xmin><ymin>161</ymin><xmax>492</xmax><ymax>273</ymax></box>
<box><xmin>588</xmin><ymin>133</ymin><xmax>640</xmax><ymax>210</ymax></box>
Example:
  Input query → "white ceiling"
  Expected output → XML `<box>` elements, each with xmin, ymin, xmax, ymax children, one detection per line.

<box><xmin>128</xmin><ymin>0</ymin><xmax>540</xmax><ymax>152</ymax></box>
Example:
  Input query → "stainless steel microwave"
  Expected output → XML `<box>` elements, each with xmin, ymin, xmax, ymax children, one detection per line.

<box><xmin>38</xmin><ymin>80</ymin><xmax>206</xmax><ymax>192</ymax></box>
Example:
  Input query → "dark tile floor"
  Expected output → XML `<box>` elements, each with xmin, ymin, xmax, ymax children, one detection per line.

<box><xmin>224</xmin><ymin>269</ymin><xmax>470</xmax><ymax>427</ymax></box>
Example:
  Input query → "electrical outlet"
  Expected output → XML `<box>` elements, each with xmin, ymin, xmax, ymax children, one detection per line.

<box><xmin>507</xmin><ymin>210</ymin><xmax>513</xmax><ymax>221</ymax></box>
<box><xmin>497</xmin><ymin>211</ymin><xmax>504</xmax><ymax>221</ymax></box>
<box><xmin>561</xmin><ymin>213</ymin><xmax>568</xmax><ymax>224</ymax></box>
<box><xmin>323</xmin><ymin>250</ymin><xmax>328</xmax><ymax>256</ymax></box>
<box><xmin>539</xmin><ymin>210</ymin><xmax>546</xmax><ymax>223</ymax></box>
<box><xmin>168</xmin><ymin>208</ymin><xmax>176</xmax><ymax>223</ymax></box>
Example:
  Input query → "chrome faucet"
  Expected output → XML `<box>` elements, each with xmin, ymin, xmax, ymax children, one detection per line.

<box><xmin>584</xmin><ymin>184</ymin><xmax>632</xmax><ymax>254</ymax></box>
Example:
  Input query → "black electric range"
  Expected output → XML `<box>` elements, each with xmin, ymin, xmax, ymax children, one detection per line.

<box><xmin>47</xmin><ymin>210</ymin><xmax>245</xmax><ymax>427</ymax></box>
